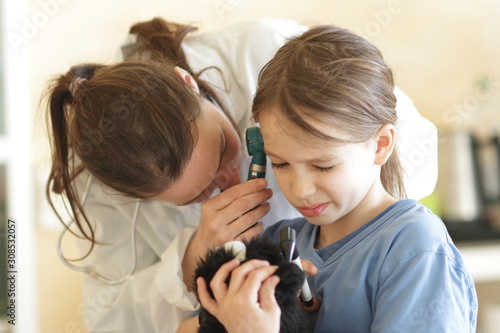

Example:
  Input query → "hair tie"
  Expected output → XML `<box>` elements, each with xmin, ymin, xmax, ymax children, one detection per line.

<box><xmin>69</xmin><ymin>77</ymin><xmax>88</xmax><ymax>97</ymax></box>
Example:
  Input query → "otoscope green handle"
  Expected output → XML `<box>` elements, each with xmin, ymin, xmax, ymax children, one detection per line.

<box><xmin>245</xmin><ymin>127</ymin><xmax>267</xmax><ymax>180</ymax></box>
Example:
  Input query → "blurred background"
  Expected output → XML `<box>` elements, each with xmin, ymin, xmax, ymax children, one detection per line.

<box><xmin>1</xmin><ymin>0</ymin><xmax>499</xmax><ymax>332</ymax></box>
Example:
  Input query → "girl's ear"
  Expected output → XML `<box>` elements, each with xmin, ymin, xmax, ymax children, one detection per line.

<box><xmin>174</xmin><ymin>66</ymin><xmax>200</xmax><ymax>94</ymax></box>
<box><xmin>374</xmin><ymin>124</ymin><xmax>396</xmax><ymax>166</ymax></box>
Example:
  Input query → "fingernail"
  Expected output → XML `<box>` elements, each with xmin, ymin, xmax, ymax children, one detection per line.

<box><xmin>260</xmin><ymin>260</ymin><xmax>271</xmax><ymax>266</ymax></box>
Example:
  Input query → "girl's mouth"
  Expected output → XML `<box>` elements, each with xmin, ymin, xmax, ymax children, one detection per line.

<box><xmin>296</xmin><ymin>203</ymin><xmax>329</xmax><ymax>217</ymax></box>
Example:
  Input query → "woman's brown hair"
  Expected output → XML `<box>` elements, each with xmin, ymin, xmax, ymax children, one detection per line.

<box><xmin>252</xmin><ymin>25</ymin><xmax>406</xmax><ymax>199</ymax></box>
<box><xmin>45</xmin><ymin>17</ymin><xmax>229</xmax><ymax>254</ymax></box>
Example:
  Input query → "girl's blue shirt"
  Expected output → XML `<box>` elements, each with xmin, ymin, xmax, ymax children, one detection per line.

<box><xmin>264</xmin><ymin>199</ymin><xmax>478</xmax><ymax>332</ymax></box>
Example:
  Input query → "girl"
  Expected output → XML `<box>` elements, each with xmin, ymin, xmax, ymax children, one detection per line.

<box><xmin>45</xmin><ymin>17</ymin><xmax>438</xmax><ymax>332</ymax></box>
<box><xmin>196</xmin><ymin>25</ymin><xmax>477</xmax><ymax>332</ymax></box>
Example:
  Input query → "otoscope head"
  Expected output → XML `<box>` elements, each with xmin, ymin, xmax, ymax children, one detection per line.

<box><xmin>279</xmin><ymin>226</ymin><xmax>296</xmax><ymax>243</ymax></box>
<box><xmin>245</xmin><ymin>127</ymin><xmax>267</xmax><ymax>180</ymax></box>
<box><xmin>245</xmin><ymin>127</ymin><xmax>266</xmax><ymax>163</ymax></box>
<box><xmin>279</xmin><ymin>227</ymin><xmax>297</xmax><ymax>263</ymax></box>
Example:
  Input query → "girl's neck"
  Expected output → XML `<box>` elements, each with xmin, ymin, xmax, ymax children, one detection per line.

<box><xmin>315</xmin><ymin>182</ymin><xmax>397</xmax><ymax>249</ymax></box>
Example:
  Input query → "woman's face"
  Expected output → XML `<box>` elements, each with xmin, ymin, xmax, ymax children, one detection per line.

<box><xmin>154</xmin><ymin>98</ymin><xmax>242</xmax><ymax>205</ymax></box>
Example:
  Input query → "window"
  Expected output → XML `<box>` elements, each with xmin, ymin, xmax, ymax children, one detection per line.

<box><xmin>0</xmin><ymin>0</ymin><xmax>8</xmax><ymax>323</ymax></box>
<box><xmin>0</xmin><ymin>166</ymin><xmax>7</xmax><ymax>318</ymax></box>
<box><xmin>1</xmin><ymin>0</ymin><xmax>38</xmax><ymax>331</ymax></box>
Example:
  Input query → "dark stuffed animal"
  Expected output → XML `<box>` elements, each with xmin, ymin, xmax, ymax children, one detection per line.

<box><xmin>194</xmin><ymin>236</ymin><xmax>310</xmax><ymax>333</ymax></box>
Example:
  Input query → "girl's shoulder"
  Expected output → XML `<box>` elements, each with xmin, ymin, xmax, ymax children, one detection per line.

<box><xmin>377</xmin><ymin>199</ymin><xmax>458</xmax><ymax>259</ymax></box>
<box><xmin>384</xmin><ymin>199</ymin><xmax>446</xmax><ymax>237</ymax></box>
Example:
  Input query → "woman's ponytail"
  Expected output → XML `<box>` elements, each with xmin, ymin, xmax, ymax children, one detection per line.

<box><xmin>45</xmin><ymin>64</ymin><xmax>104</xmax><ymax>257</ymax></box>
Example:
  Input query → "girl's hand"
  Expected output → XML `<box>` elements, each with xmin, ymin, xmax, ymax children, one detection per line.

<box><xmin>299</xmin><ymin>259</ymin><xmax>321</xmax><ymax>313</ymax></box>
<box><xmin>301</xmin><ymin>258</ymin><xmax>318</xmax><ymax>276</ymax></box>
<box><xmin>197</xmin><ymin>259</ymin><xmax>281</xmax><ymax>333</ymax></box>
<box><xmin>183</xmin><ymin>178</ymin><xmax>272</xmax><ymax>290</ymax></box>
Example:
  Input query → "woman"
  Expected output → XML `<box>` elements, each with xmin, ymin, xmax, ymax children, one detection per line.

<box><xmin>45</xmin><ymin>17</ymin><xmax>438</xmax><ymax>332</ymax></box>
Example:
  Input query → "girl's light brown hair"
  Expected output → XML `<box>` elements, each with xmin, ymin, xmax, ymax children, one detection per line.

<box><xmin>45</xmin><ymin>18</ymin><xmax>230</xmax><ymax>255</ymax></box>
<box><xmin>252</xmin><ymin>25</ymin><xmax>406</xmax><ymax>199</ymax></box>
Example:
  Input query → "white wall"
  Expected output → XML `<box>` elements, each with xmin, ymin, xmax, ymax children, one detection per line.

<box><xmin>26</xmin><ymin>0</ymin><xmax>500</xmax><ymax>173</ymax></box>
<box><xmin>27</xmin><ymin>0</ymin><xmax>500</xmax><ymax>133</ymax></box>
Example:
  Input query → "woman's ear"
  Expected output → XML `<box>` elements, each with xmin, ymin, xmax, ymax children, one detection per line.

<box><xmin>174</xmin><ymin>66</ymin><xmax>200</xmax><ymax>94</ymax></box>
<box><xmin>374</xmin><ymin>124</ymin><xmax>396</xmax><ymax>166</ymax></box>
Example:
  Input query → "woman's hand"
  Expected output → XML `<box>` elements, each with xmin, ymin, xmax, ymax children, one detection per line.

<box><xmin>197</xmin><ymin>177</ymin><xmax>272</xmax><ymax>246</ymax></box>
<box><xmin>197</xmin><ymin>259</ymin><xmax>281</xmax><ymax>333</ymax></box>
<box><xmin>183</xmin><ymin>178</ymin><xmax>272</xmax><ymax>290</ymax></box>
<box><xmin>175</xmin><ymin>316</ymin><xmax>199</xmax><ymax>333</ymax></box>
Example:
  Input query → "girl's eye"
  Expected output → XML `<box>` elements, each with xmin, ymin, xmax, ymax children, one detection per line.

<box><xmin>271</xmin><ymin>162</ymin><xmax>288</xmax><ymax>169</ymax></box>
<box><xmin>315</xmin><ymin>166</ymin><xmax>335</xmax><ymax>172</ymax></box>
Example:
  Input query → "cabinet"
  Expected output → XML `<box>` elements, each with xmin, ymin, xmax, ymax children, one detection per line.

<box><xmin>458</xmin><ymin>242</ymin><xmax>500</xmax><ymax>333</ymax></box>
<box><xmin>458</xmin><ymin>242</ymin><xmax>500</xmax><ymax>283</ymax></box>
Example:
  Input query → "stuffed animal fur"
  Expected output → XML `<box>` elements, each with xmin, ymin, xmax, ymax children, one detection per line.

<box><xmin>194</xmin><ymin>236</ymin><xmax>310</xmax><ymax>333</ymax></box>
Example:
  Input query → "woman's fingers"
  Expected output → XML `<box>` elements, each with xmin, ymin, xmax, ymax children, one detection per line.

<box><xmin>226</xmin><ymin>200</ymin><xmax>269</xmax><ymax>240</ymax></box>
<box><xmin>235</xmin><ymin>221</ymin><xmax>264</xmax><ymax>243</ymax></box>
<box><xmin>218</xmin><ymin>188</ymin><xmax>273</xmax><ymax>225</ymax></box>
<box><xmin>200</xmin><ymin>189</ymin><xmax>271</xmax><ymax>244</ymax></box>
<box><xmin>206</xmin><ymin>178</ymin><xmax>269</xmax><ymax>211</ymax></box>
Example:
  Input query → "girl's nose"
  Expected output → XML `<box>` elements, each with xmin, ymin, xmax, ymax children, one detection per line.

<box><xmin>291</xmin><ymin>173</ymin><xmax>316</xmax><ymax>199</ymax></box>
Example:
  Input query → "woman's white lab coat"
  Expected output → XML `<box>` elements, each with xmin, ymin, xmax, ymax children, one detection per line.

<box><xmin>71</xmin><ymin>19</ymin><xmax>438</xmax><ymax>333</ymax></box>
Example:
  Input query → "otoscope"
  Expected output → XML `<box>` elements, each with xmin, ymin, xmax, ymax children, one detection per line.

<box><xmin>245</xmin><ymin>127</ymin><xmax>266</xmax><ymax>180</ymax></box>
<box><xmin>279</xmin><ymin>226</ymin><xmax>314</xmax><ymax>307</ymax></box>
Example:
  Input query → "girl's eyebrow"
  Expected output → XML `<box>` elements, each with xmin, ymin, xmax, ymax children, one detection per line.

<box><xmin>264</xmin><ymin>148</ymin><xmax>337</xmax><ymax>163</ymax></box>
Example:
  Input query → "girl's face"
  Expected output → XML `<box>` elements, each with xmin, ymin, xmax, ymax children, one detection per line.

<box><xmin>259</xmin><ymin>110</ymin><xmax>390</xmax><ymax>231</ymax></box>
<box><xmin>155</xmin><ymin>98</ymin><xmax>242</xmax><ymax>205</ymax></box>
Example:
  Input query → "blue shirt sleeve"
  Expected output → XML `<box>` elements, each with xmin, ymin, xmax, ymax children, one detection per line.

<box><xmin>372</xmin><ymin>247</ymin><xmax>478</xmax><ymax>332</ymax></box>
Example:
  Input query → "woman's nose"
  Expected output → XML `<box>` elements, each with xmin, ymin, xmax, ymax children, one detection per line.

<box><xmin>215</xmin><ymin>164</ymin><xmax>241</xmax><ymax>190</ymax></box>
<box><xmin>291</xmin><ymin>173</ymin><xmax>316</xmax><ymax>199</ymax></box>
